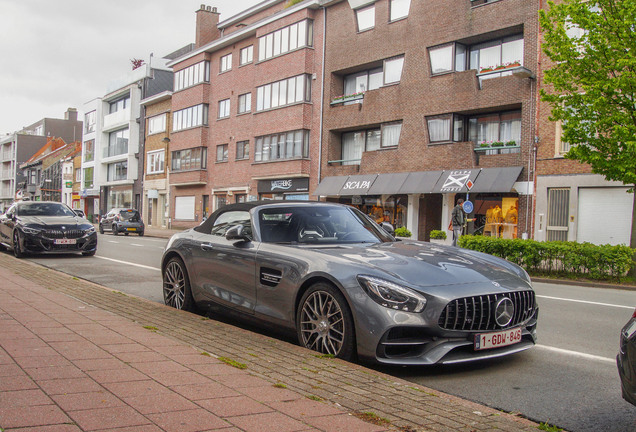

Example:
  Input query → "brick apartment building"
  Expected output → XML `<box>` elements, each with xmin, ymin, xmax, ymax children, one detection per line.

<box><xmin>533</xmin><ymin>0</ymin><xmax>634</xmax><ymax>246</ymax></box>
<box><xmin>166</xmin><ymin>1</ymin><xmax>325</xmax><ymax>227</ymax></box>
<box><xmin>316</xmin><ymin>0</ymin><xmax>538</xmax><ymax>241</ymax></box>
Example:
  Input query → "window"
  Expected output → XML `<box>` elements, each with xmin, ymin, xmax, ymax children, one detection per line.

<box><xmin>429</xmin><ymin>43</ymin><xmax>466</xmax><ymax>74</ymax></box>
<box><xmin>256</xmin><ymin>75</ymin><xmax>310</xmax><ymax>111</ymax></box>
<box><xmin>83</xmin><ymin>167</ymin><xmax>93</xmax><ymax>188</ymax></box>
<box><xmin>148</xmin><ymin>113</ymin><xmax>166</xmax><ymax>135</ymax></box>
<box><xmin>341</xmin><ymin>122</ymin><xmax>402</xmax><ymax>165</ymax></box>
<box><xmin>75</xmin><ymin>168</ymin><xmax>81</xmax><ymax>182</ymax></box>
<box><xmin>173</xmin><ymin>104</ymin><xmax>209</xmax><ymax>131</ymax></box>
<box><xmin>470</xmin><ymin>34</ymin><xmax>524</xmax><ymax>72</ymax></box>
<box><xmin>216</xmin><ymin>144</ymin><xmax>228</xmax><ymax>162</ymax></box>
<box><xmin>174</xmin><ymin>61</ymin><xmax>210</xmax><ymax>91</ymax></box>
<box><xmin>83</xmin><ymin>140</ymin><xmax>94</xmax><ymax>162</ymax></box>
<box><xmin>390</xmin><ymin>0</ymin><xmax>411</xmax><ymax>21</ymax></box>
<box><xmin>215</xmin><ymin>195</ymin><xmax>227</xmax><ymax>210</ymax></box>
<box><xmin>236</xmin><ymin>140</ymin><xmax>249</xmax><ymax>160</ymax></box>
<box><xmin>171</xmin><ymin>147</ymin><xmax>207</xmax><ymax>171</ymax></box>
<box><xmin>254</xmin><ymin>130</ymin><xmax>309</xmax><ymax>162</ymax></box>
<box><xmin>468</xmin><ymin>111</ymin><xmax>521</xmax><ymax>148</ymax></box>
<box><xmin>209</xmin><ymin>210</ymin><xmax>251</xmax><ymax>236</ymax></box>
<box><xmin>238</xmin><ymin>93</ymin><xmax>251</xmax><ymax>114</ymax></box>
<box><xmin>84</xmin><ymin>111</ymin><xmax>96</xmax><ymax>133</ymax></box>
<box><xmin>343</xmin><ymin>56</ymin><xmax>404</xmax><ymax>95</ymax></box>
<box><xmin>105</xmin><ymin>129</ymin><xmax>129</xmax><ymax>157</ymax></box>
<box><xmin>356</xmin><ymin>5</ymin><xmax>375</xmax><ymax>32</ymax></box>
<box><xmin>107</xmin><ymin>161</ymin><xmax>128</xmax><ymax>181</ymax></box>
<box><xmin>220</xmin><ymin>53</ymin><xmax>232</xmax><ymax>72</ymax></box>
<box><xmin>240</xmin><ymin>45</ymin><xmax>253</xmax><ymax>65</ymax></box>
<box><xmin>147</xmin><ymin>150</ymin><xmax>165</xmax><ymax>174</ymax></box>
<box><xmin>258</xmin><ymin>19</ymin><xmax>313</xmax><ymax>61</ymax></box>
<box><xmin>109</xmin><ymin>95</ymin><xmax>130</xmax><ymax>114</ymax></box>
<box><xmin>218</xmin><ymin>99</ymin><xmax>230</xmax><ymax>119</ymax></box>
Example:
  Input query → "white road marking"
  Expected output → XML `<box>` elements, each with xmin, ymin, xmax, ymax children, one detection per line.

<box><xmin>94</xmin><ymin>255</ymin><xmax>160</xmax><ymax>272</ymax></box>
<box><xmin>131</xmin><ymin>244</ymin><xmax>143</xmax><ymax>247</ymax></box>
<box><xmin>536</xmin><ymin>295</ymin><xmax>633</xmax><ymax>310</ymax></box>
<box><xmin>108</xmin><ymin>241</ymin><xmax>120</xmax><ymax>244</ymax></box>
<box><xmin>536</xmin><ymin>345</ymin><xmax>615</xmax><ymax>364</ymax></box>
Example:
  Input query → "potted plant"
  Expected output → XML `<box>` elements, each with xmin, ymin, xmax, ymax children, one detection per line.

<box><xmin>479</xmin><ymin>66</ymin><xmax>493</xmax><ymax>73</ymax></box>
<box><xmin>491</xmin><ymin>141</ymin><xmax>504</xmax><ymax>147</ymax></box>
<box><xmin>394</xmin><ymin>227</ymin><xmax>412</xmax><ymax>239</ymax></box>
<box><xmin>505</xmin><ymin>140</ymin><xmax>518</xmax><ymax>147</ymax></box>
<box><xmin>429</xmin><ymin>230</ymin><xmax>447</xmax><ymax>245</ymax></box>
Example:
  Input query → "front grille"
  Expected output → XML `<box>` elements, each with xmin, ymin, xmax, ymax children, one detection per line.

<box><xmin>438</xmin><ymin>290</ymin><xmax>536</xmax><ymax>331</ymax></box>
<box><xmin>43</xmin><ymin>229</ymin><xmax>85</xmax><ymax>239</ymax></box>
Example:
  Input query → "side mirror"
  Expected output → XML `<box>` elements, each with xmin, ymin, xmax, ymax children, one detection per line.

<box><xmin>74</xmin><ymin>210</ymin><xmax>85</xmax><ymax>218</ymax></box>
<box><xmin>380</xmin><ymin>222</ymin><xmax>395</xmax><ymax>237</ymax></box>
<box><xmin>225</xmin><ymin>224</ymin><xmax>250</xmax><ymax>242</ymax></box>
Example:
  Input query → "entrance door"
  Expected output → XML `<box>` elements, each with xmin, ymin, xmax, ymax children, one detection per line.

<box><xmin>418</xmin><ymin>194</ymin><xmax>443</xmax><ymax>241</ymax></box>
<box><xmin>547</xmin><ymin>188</ymin><xmax>570</xmax><ymax>241</ymax></box>
<box><xmin>147</xmin><ymin>198</ymin><xmax>153</xmax><ymax>226</ymax></box>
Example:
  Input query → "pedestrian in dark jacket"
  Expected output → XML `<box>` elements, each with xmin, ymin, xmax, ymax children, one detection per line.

<box><xmin>451</xmin><ymin>198</ymin><xmax>466</xmax><ymax>247</ymax></box>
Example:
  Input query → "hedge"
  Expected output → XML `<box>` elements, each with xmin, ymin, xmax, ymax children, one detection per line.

<box><xmin>458</xmin><ymin>235</ymin><xmax>634</xmax><ymax>281</ymax></box>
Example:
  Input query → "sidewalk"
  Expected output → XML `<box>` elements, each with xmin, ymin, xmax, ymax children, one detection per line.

<box><xmin>0</xmin><ymin>252</ymin><xmax>539</xmax><ymax>432</ymax></box>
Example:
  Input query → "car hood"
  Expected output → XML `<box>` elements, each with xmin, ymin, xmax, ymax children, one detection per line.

<box><xmin>303</xmin><ymin>240</ymin><xmax>531</xmax><ymax>290</ymax></box>
<box><xmin>19</xmin><ymin>216</ymin><xmax>89</xmax><ymax>228</ymax></box>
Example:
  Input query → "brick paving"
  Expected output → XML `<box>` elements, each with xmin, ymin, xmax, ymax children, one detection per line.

<box><xmin>0</xmin><ymin>250</ymin><xmax>539</xmax><ymax>431</ymax></box>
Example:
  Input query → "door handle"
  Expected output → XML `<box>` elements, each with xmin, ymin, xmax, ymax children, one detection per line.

<box><xmin>201</xmin><ymin>243</ymin><xmax>214</xmax><ymax>251</ymax></box>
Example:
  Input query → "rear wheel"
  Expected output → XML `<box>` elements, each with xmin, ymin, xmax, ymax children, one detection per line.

<box><xmin>297</xmin><ymin>282</ymin><xmax>355</xmax><ymax>361</ymax></box>
<box><xmin>13</xmin><ymin>230</ymin><xmax>24</xmax><ymax>258</ymax></box>
<box><xmin>99</xmin><ymin>224</ymin><xmax>104</xmax><ymax>234</ymax></box>
<box><xmin>163</xmin><ymin>257</ymin><xmax>195</xmax><ymax>311</ymax></box>
<box><xmin>112</xmin><ymin>225</ymin><xmax>118</xmax><ymax>236</ymax></box>
<box><xmin>124</xmin><ymin>232</ymin><xmax>129</xmax><ymax>236</ymax></box>
<box><xmin>138</xmin><ymin>232</ymin><xmax>144</xmax><ymax>237</ymax></box>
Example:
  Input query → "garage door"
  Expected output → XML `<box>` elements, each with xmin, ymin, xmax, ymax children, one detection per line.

<box><xmin>175</xmin><ymin>196</ymin><xmax>195</xmax><ymax>221</ymax></box>
<box><xmin>577</xmin><ymin>187</ymin><xmax>633</xmax><ymax>246</ymax></box>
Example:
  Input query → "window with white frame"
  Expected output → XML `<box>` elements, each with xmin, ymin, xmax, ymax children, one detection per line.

<box><xmin>83</xmin><ymin>139</ymin><xmax>94</xmax><ymax>162</ymax></box>
<box><xmin>216</xmin><ymin>144</ymin><xmax>228</xmax><ymax>162</ymax></box>
<box><xmin>238</xmin><ymin>93</ymin><xmax>251</xmax><ymax>114</ymax></box>
<box><xmin>107</xmin><ymin>161</ymin><xmax>127</xmax><ymax>181</ymax></box>
<box><xmin>84</xmin><ymin>111</ymin><xmax>96</xmax><ymax>133</ymax></box>
<box><xmin>258</xmin><ymin>20</ymin><xmax>313</xmax><ymax>62</ymax></box>
<box><xmin>174</xmin><ymin>61</ymin><xmax>210</xmax><ymax>92</ymax></box>
<box><xmin>148</xmin><ymin>113</ymin><xmax>166</xmax><ymax>135</ymax></box>
<box><xmin>172</xmin><ymin>104</ymin><xmax>208</xmax><ymax>132</ymax></box>
<box><xmin>220</xmin><ymin>53</ymin><xmax>232</xmax><ymax>72</ymax></box>
<box><xmin>254</xmin><ymin>130</ymin><xmax>309</xmax><ymax>162</ymax></box>
<box><xmin>240</xmin><ymin>45</ymin><xmax>253</xmax><ymax>65</ymax></box>
<box><xmin>147</xmin><ymin>150</ymin><xmax>165</xmax><ymax>174</ymax></box>
<box><xmin>218</xmin><ymin>99</ymin><xmax>230</xmax><ymax>119</ymax></box>
<box><xmin>75</xmin><ymin>168</ymin><xmax>81</xmax><ymax>182</ymax></box>
<box><xmin>256</xmin><ymin>75</ymin><xmax>310</xmax><ymax>111</ymax></box>
<box><xmin>343</xmin><ymin>56</ymin><xmax>404</xmax><ymax>95</ymax></box>
<box><xmin>171</xmin><ymin>147</ymin><xmax>207</xmax><ymax>171</ymax></box>
<box><xmin>236</xmin><ymin>140</ymin><xmax>249</xmax><ymax>160</ymax></box>
<box><xmin>106</xmin><ymin>129</ymin><xmax>129</xmax><ymax>157</ymax></box>
<box><xmin>341</xmin><ymin>122</ymin><xmax>402</xmax><ymax>165</ymax></box>
<box><xmin>468</xmin><ymin>111</ymin><xmax>521</xmax><ymax>146</ymax></box>
<box><xmin>356</xmin><ymin>5</ymin><xmax>375</xmax><ymax>32</ymax></box>
<box><xmin>390</xmin><ymin>0</ymin><xmax>411</xmax><ymax>21</ymax></box>
<box><xmin>429</xmin><ymin>43</ymin><xmax>467</xmax><ymax>74</ymax></box>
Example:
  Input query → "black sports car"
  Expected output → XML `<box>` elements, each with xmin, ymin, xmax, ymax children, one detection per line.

<box><xmin>161</xmin><ymin>201</ymin><xmax>538</xmax><ymax>365</ymax></box>
<box><xmin>618</xmin><ymin>308</ymin><xmax>636</xmax><ymax>406</ymax></box>
<box><xmin>0</xmin><ymin>201</ymin><xmax>98</xmax><ymax>258</ymax></box>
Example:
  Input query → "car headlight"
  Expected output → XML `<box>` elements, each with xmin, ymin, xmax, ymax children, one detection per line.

<box><xmin>357</xmin><ymin>275</ymin><xmax>427</xmax><ymax>313</ymax></box>
<box><xmin>84</xmin><ymin>226</ymin><xmax>96</xmax><ymax>235</ymax></box>
<box><xmin>22</xmin><ymin>226</ymin><xmax>42</xmax><ymax>235</ymax></box>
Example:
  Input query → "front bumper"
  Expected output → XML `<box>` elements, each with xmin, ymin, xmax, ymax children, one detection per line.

<box><xmin>114</xmin><ymin>222</ymin><xmax>144</xmax><ymax>233</ymax></box>
<box><xmin>22</xmin><ymin>231</ymin><xmax>98</xmax><ymax>254</ymax></box>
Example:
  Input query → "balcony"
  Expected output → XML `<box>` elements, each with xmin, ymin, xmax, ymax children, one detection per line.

<box><xmin>476</xmin><ymin>64</ymin><xmax>534</xmax><ymax>88</ymax></box>
<box><xmin>103</xmin><ymin>141</ymin><xmax>129</xmax><ymax>158</ymax></box>
<box><xmin>169</xmin><ymin>169</ymin><xmax>208</xmax><ymax>186</ymax></box>
<box><xmin>330</xmin><ymin>92</ymin><xmax>365</xmax><ymax>106</ymax></box>
<box><xmin>474</xmin><ymin>141</ymin><xmax>521</xmax><ymax>155</ymax></box>
<box><xmin>103</xmin><ymin>108</ymin><xmax>131</xmax><ymax>131</ymax></box>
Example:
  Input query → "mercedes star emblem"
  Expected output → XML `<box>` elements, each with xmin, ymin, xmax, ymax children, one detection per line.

<box><xmin>495</xmin><ymin>297</ymin><xmax>515</xmax><ymax>327</ymax></box>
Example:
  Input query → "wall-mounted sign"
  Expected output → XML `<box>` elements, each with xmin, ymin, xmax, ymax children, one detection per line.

<box><xmin>257</xmin><ymin>178</ymin><xmax>309</xmax><ymax>194</ymax></box>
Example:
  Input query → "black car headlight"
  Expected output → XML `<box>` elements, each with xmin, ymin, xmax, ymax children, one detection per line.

<box><xmin>22</xmin><ymin>226</ymin><xmax>42</xmax><ymax>235</ymax></box>
<box><xmin>357</xmin><ymin>275</ymin><xmax>427</xmax><ymax>313</ymax></box>
<box><xmin>84</xmin><ymin>226</ymin><xmax>96</xmax><ymax>235</ymax></box>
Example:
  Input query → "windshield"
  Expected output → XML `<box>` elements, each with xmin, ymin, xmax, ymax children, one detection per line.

<box><xmin>17</xmin><ymin>202</ymin><xmax>77</xmax><ymax>217</ymax></box>
<box><xmin>258</xmin><ymin>205</ymin><xmax>394</xmax><ymax>244</ymax></box>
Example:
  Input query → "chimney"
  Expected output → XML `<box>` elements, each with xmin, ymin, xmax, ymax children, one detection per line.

<box><xmin>65</xmin><ymin>108</ymin><xmax>78</xmax><ymax>122</ymax></box>
<box><xmin>195</xmin><ymin>5</ymin><xmax>221</xmax><ymax>48</ymax></box>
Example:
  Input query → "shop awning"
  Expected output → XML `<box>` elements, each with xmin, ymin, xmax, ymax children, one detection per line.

<box><xmin>367</xmin><ymin>172</ymin><xmax>410</xmax><ymax>195</ymax></box>
<box><xmin>338</xmin><ymin>174</ymin><xmax>378</xmax><ymax>196</ymax></box>
<box><xmin>398</xmin><ymin>171</ymin><xmax>445</xmax><ymax>194</ymax></box>
<box><xmin>313</xmin><ymin>176</ymin><xmax>349</xmax><ymax>196</ymax></box>
<box><xmin>469</xmin><ymin>167</ymin><xmax>523</xmax><ymax>193</ymax></box>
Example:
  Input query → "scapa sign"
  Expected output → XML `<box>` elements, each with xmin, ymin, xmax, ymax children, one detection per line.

<box><xmin>440</xmin><ymin>170</ymin><xmax>474</xmax><ymax>193</ymax></box>
<box><xmin>343</xmin><ymin>180</ymin><xmax>371</xmax><ymax>190</ymax></box>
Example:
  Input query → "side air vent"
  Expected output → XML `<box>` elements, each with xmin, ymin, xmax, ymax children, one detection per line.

<box><xmin>260</xmin><ymin>268</ymin><xmax>282</xmax><ymax>287</ymax></box>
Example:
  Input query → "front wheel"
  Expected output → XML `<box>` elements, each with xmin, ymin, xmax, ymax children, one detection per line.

<box><xmin>163</xmin><ymin>257</ymin><xmax>195</xmax><ymax>311</ymax></box>
<box><xmin>296</xmin><ymin>282</ymin><xmax>356</xmax><ymax>361</ymax></box>
<box><xmin>112</xmin><ymin>225</ymin><xmax>118</xmax><ymax>236</ymax></box>
<box><xmin>99</xmin><ymin>224</ymin><xmax>104</xmax><ymax>234</ymax></box>
<box><xmin>13</xmin><ymin>230</ymin><xmax>24</xmax><ymax>258</ymax></box>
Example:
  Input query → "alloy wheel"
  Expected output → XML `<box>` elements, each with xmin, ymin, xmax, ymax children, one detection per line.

<box><xmin>299</xmin><ymin>290</ymin><xmax>345</xmax><ymax>356</ymax></box>
<box><xmin>163</xmin><ymin>260</ymin><xmax>186</xmax><ymax>309</ymax></box>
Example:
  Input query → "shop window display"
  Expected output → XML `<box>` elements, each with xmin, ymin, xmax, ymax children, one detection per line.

<box><xmin>330</xmin><ymin>195</ymin><xmax>407</xmax><ymax>229</ymax></box>
<box><xmin>469</xmin><ymin>195</ymin><xmax>518</xmax><ymax>239</ymax></box>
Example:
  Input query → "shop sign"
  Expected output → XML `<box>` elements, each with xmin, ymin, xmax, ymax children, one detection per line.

<box><xmin>65</xmin><ymin>182</ymin><xmax>73</xmax><ymax>188</ymax></box>
<box><xmin>343</xmin><ymin>180</ymin><xmax>371</xmax><ymax>191</ymax></box>
<box><xmin>258</xmin><ymin>178</ymin><xmax>309</xmax><ymax>194</ymax></box>
<box><xmin>440</xmin><ymin>170</ymin><xmax>474</xmax><ymax>193</ymax></box>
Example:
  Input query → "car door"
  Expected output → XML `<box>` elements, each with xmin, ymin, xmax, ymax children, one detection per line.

<box><xmin>188</xmin><ymin>210</ymin><xmax>257</xmax><ymax>314</ymax></box>
<box><xmin>0</xmin><ymin>205</ymin><xmax>16</xmax><ymax>244</ymax></box>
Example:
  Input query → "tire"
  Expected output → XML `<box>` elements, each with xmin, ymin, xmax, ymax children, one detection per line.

<box><xmin>82</xmin><ymin>250</ymin><xmax>96</xmax><ymax>256</ymax></box>
<box><xmin>163</xmin><ymin>256</ymin><xmax>195</xmax><ymax>311</ymax></box>
<box><xmin>13</xmin><ymin>230</ymin><xmax>24</xmax><ymax>258</ymax></box>
<box><xmin>296</xmin><ymin>282</ymin><xmax>356</xmax><ymax>361</ymax></box>
<box><xmin>112</xmin><ymin>225</ymin><xmax>118</xmax><ymax>236</ymax></box>
<box><xmin>124</xmin><ymin>232</ymin><xmax>129</xmax><ymax>236</ymax></box>
<box><xmin>138</xmin><ymin>232</ymin><xmax>144</xmax><ymax>237</ymax></box>
<box><xmin>99</xmin><ymin>224</ymin><xmax>104</xmax><ymax>234</ymax></box>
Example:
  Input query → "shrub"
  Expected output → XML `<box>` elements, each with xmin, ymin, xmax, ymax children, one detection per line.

<box><xmin>429</xmin><ymin>230</ymin><xmax>447</xmax><ymax>240</ymax></box>
<box><xmin>394</xmin><ymin>227</ymin><xmax>412</xmax><ymax>238</ymax></box>
<box><xmin>458</xmin><ymin>235</ymin><xmax>634</xmax><ymax>281</ymax></box>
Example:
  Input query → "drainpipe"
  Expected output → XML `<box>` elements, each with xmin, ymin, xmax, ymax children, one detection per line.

<box><xmin>317</xmin><ymin>6</ymin><xmax>327</xmax><ymax>201</ymax></box>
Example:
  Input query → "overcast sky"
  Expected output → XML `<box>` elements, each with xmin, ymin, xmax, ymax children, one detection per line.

<box><xmin>0</xmin><ymin>0</ymin><xmax>262</xmax><ymax>135</ymax></box>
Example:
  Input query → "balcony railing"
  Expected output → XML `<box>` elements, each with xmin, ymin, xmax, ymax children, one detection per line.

<box><xmin>330</xmin><ymin>92</ymin><xmax>365</xmax><ymax>106</ymax></box>
<box><xmin>327</xmin><ymin>158</ymin><xmax>362</xmax><ymax>166</ymax></box>
<box><xmin>103</xmin><ymin>141</ymin><xmax>128</xmax><ymax>158</ymax></box>
<box><xmin>474</xmin><ymin>141</ymin><xmax>521</xmax><ymax>155</ymax></box>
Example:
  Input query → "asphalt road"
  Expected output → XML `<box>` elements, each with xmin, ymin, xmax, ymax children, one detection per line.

<box><xmin>22</xmin><ymin>232</ymin><xmax>636</xmax><ymax>432</ymax></box>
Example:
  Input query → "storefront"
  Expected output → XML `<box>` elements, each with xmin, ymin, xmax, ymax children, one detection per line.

<box><xmin>80</xmin><ymin>188</ymin><xmax>100</xmax><ymax>223</ymax></box>
<box><xmin>257</xmin><ymin>177</ymin><xmax>310</xmax><ymax>201</ymax></box>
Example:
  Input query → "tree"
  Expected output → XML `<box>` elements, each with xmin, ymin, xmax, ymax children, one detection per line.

<box><xmin>540</xmin><ymin>0</ymin><xmax>636</xmax><ymax>251</ymax></box>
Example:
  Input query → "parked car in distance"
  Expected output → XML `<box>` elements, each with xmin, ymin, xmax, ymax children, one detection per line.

<box><xmin>0</xmin><ymin>201</ymin><xmax>97</xmax><ymax>258</ymax></box>
<box><xmin>99</xmin><ymin>208</ymin><xmax>144</xmax><ymax>236</ymax></box>
<box><xmin>618</xmin><ymin>307</ymin><xmax>636</xmax><ymax>406</ymax></box>
<box><xmin>161</xmin><ymin>201</ymin><xmax>538</xmax><ymax>365</ymax></box>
